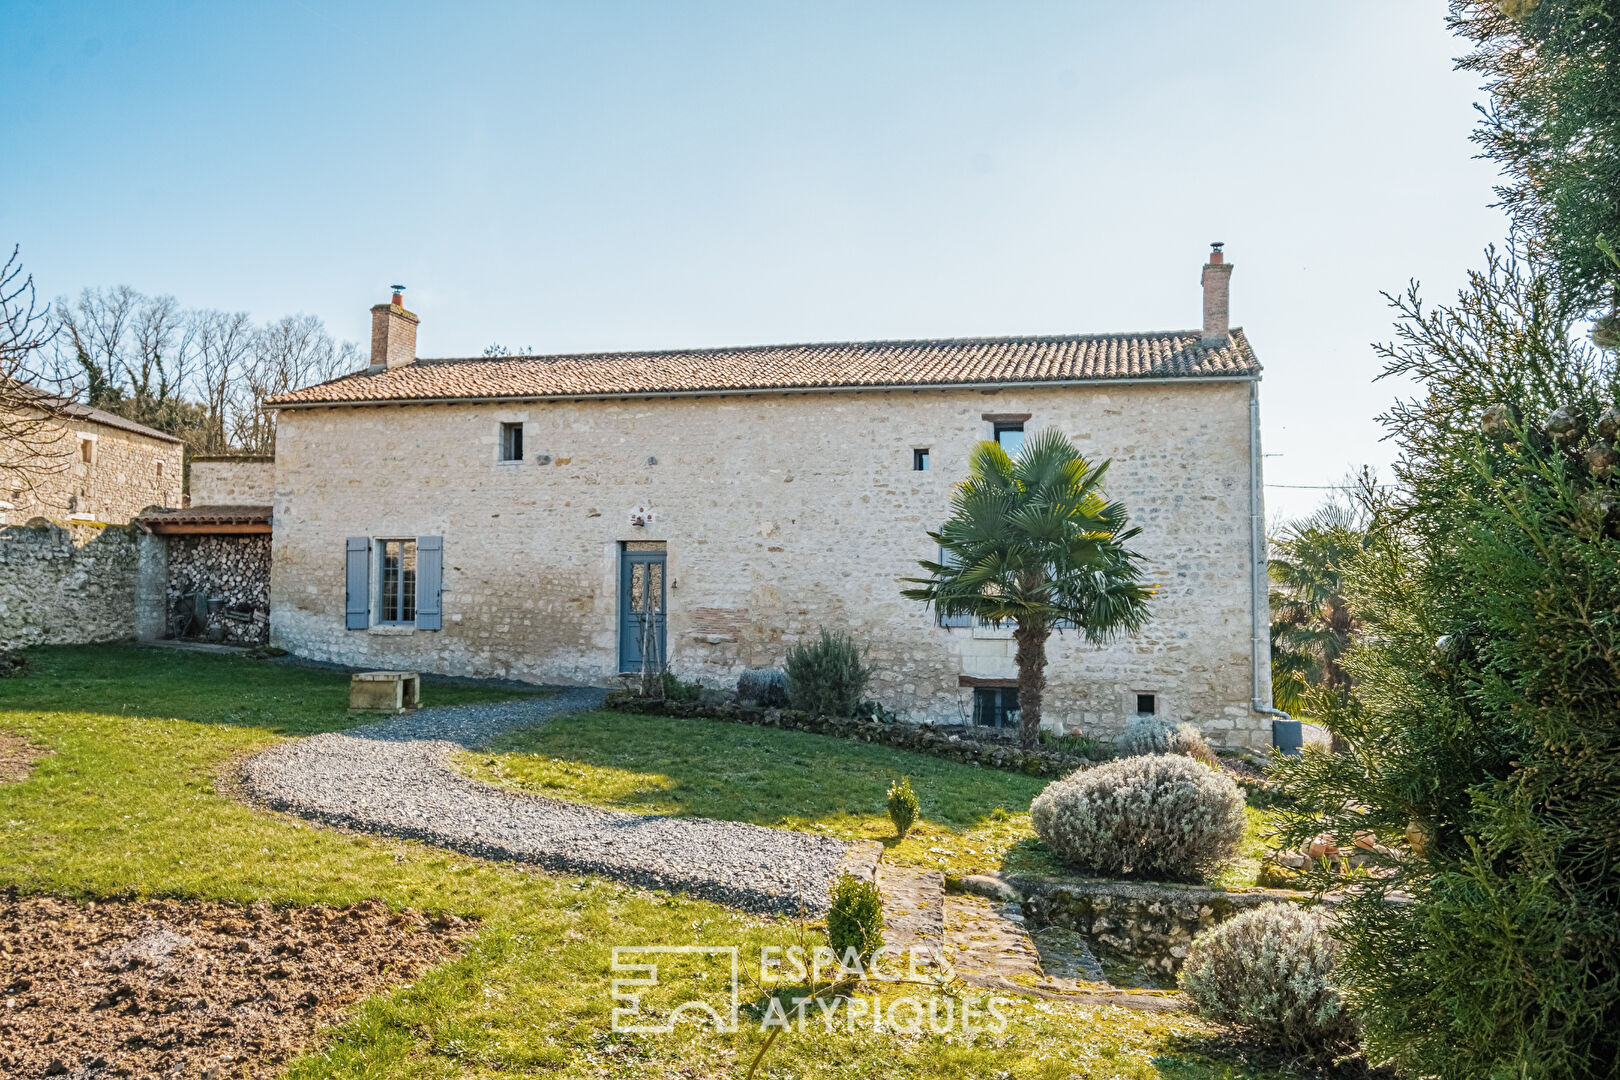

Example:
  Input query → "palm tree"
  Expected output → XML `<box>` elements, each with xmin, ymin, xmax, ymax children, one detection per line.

<box><xmin>902</xmin><ymin>429</ymin><xmax>1152</xmax><ymax>748</ymax></box>
<box><xmin>1268</xmin><ymin>502</ymin><xmax>1370</xmax><ymax>715</ymax></box>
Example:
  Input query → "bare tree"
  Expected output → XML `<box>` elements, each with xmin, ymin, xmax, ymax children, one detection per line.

<box><xmin>191</xmin><ymin>309</ymin><xmax>254</xmax><ymax>454</ymax></box>
<box><xmin>126</xmin><ymin>293</ymin><xmax>186</xmax><ymax>406</ymax></box>
<box><xmin>232</xmin><ymin>314</ymin><xmax>358</xmax><ymax>453</ymax></box>
<box><xmin>42</xmin><ymin>276</ymin><xmax>361</xmax><ymax>458</ymax></box>
<box><xmin>52</xmin><ymin>284</ymin><xmax>137</xmax><ymax>406</ymax></box>
<box><xmin>0</xmin><ymin>246</ymin><xmax>69</xmax><ymax>504</ymax></box>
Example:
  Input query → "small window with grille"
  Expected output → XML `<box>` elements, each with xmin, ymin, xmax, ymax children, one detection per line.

<box><xmin>499</xmin><ymin>422</ymin><xmax>524</xmax><ymax>462</ymax></box>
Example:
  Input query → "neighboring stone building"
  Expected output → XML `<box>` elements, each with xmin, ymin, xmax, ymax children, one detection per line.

<box><xmin>0</xmin><ymin>390</ymin><xmax>184</xmax><ymax>526</ymax></box>
<box><xmin>266</xmin><ymin>247</ymin><xmax>1280</xmax><ymax>748</ymax></box>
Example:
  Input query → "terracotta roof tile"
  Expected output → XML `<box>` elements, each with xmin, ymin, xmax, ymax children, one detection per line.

<box><xmin>138</xmin><ymin>505</ymin><xmax>271</xmax><ymax>526</ymax></box>
<box><xmin>266</xmin><ymin>328</ymin><xmax>1259</xmax><ymax>407</ymax></box>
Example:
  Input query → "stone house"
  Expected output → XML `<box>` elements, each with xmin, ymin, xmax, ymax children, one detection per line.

<box><xmin>266</xmin><ymin>246</ymin><xmax>1280</xmax><ymax>748</ymax></box>
<box><xmin>0</xmin><ymin>389</ymin><xmax>184</xmax><ymax>526</ymax></box>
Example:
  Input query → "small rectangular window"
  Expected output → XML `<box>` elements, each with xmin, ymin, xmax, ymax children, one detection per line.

<box><xmin>973</xmin><ymin>686</ymin><xmax>1020</xmax><ymax>729</ymax></box>
<box><xmin>499</xmin><ymin>422</ymin><xmax>524</xmax><ymax>462</ymax></box>
<box><xmin>156</xmin><ymin>460</ymin><xmax>163</xmax><ymax>478</ymax></box>
<box><xmin>994</xmin><ymin>422</ymin><xmax>1024</xmax><ymax>456</ymax></box>
<box><xmin>913</xmin><ymin>448</ymin><xmax>930</xmax><ymax>471</ymax></box>
<box><xmin>379</xmin><ymin>539</ymin><xmax>418</xmax><ymax>623</ymax></box>
<box><xmin>80</xmin><ymin>439</ymin><xmax>94</xmax><ymax>464</ymax></box>
<box><xmin>1136</xmin><ymin>693</ymin><xmax>1157</xmax><ymax>716</ymax></box>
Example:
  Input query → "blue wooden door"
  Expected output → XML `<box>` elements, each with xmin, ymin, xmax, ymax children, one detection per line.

<box><xmin>618</xmin><ymin>546</ymin><xmax>667</xmax><ymax>673</ymax></box>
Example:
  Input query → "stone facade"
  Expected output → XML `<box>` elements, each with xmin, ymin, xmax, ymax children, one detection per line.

<box><xmin>165</xmin><ymin>534</ymin><xmax>272</xmax><ymax>645</ymax></box>
<box><xmin>0</xmin><ymin>522</ymin><xmax>154</xmax><ymax>650</ymax></box>
<box><xmin>0</xmin><ymin>405</ymin><xmax>184</xmax><ymax>526</ymax></box>
<box><xmin>189</xmin><ymin>457</ymin><xmax>275</xmax><ymax>506</ymax></box>
<box><xmin>269</xmin><ymin>378</ymin><xmax>1273</xmax><ymax>748</ymax></box>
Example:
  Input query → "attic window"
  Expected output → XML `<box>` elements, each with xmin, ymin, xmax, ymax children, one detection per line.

<box><xmin>80</xmin><ymin>438</ymin><xmax>94</xmax><ymax>464</ymax></box>
<box><xmin>913</xmin><ymin>448</ymin><xmax>930</xmax><ymax>471</ymax></box>
<box><xmin>993</xmin><ymin>421</ymin><xmax>1024</xmax><ymax>456</ymax></box>
<box><xmin>499</xmin><ymin>422</ymin><xmax>524</xmax><ymax>462</ymax></box>
<box><xmin>156</xmin><ymin>460</ymin><xmax>164</xmax><ymax>478</ymax></box>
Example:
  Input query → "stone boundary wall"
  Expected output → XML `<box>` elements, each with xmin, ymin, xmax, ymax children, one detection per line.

<box><xmin>189</xmin><ymin>458</ymin><xmax>274</xmax><ymax>506</ymax></box>
<box><xmin>166</xmin><ymin>535</ymin><xmax>271</xmax><ymax>645</ymax></box>
<box><xmin>1012</xmin><ymin>875</ymin><xmax>1315</xmax><ymax>977</ymax></box>
<box><xmin>603</xmin><ymin>694</ymin><xmax>1095</xmax><ymax>778</ymax></box>
<box><xmin>0</xmin><ymin>522</ymin><xmax>148</xmax><ymax>650</ymax></box>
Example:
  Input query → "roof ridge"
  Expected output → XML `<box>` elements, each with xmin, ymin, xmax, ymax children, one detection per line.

<box><xmin>418</xmin><ymin>327</ymin><xmax>1230</xmax><ymax>366</ymax></box>
<box><xmin>266</xmin><ymin>328</ymin><xmax>1258</xmax><ymax>407</ymax></box>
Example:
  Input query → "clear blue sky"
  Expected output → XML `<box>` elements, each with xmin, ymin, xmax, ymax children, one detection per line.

<box><xmin>3</xmin><ymin>1</ymin><xmax>1506</xmax><ymax>521</ymax></box>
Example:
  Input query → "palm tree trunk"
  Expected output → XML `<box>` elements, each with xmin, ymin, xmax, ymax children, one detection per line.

<box><xmin>1013</xmin><ymin>624</ymin><xmax>1049</xmax><ymax>749</ymax></box>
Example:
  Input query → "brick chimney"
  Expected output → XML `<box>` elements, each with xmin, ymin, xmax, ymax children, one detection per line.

<box><xmin>369</xmin><ymin>286</ymin><xmax>418</xmax><ymax>372</ymax></box>
<box><xmin>1200</xmin><ymin>243</ymin><xmax>1232</xmax><ymax>343</ymax></box>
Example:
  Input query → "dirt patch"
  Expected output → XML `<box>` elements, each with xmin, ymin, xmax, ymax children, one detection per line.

<box><xmin>0</xmin><ymin>891</ymin><xmax>470</xmax><ymax>1079</ymax></box>
<box><xmin>0</xmin><ymin>732</ymin><xmax>48</xmax><ymax>783</ymax></box>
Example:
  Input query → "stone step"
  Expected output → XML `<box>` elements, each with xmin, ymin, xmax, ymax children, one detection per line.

<box><xmin>868</xmin><ymin>855</ymin><xmax>1186</xmax><ymax>1011</ymax></box>
<box><xmin>875</xmin><ymin>864</ymin><xmax>945</xmax><ymax>960</ymax></box>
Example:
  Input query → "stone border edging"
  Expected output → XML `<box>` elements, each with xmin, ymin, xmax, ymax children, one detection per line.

<box><xmin>603</xmin><ymin>695</ymin><xmax>1095</xmax><ymax>778</ymax></box>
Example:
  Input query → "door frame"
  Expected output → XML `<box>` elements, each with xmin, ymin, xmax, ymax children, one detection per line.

<box><xmin>617</xmin><ymin>542</ymin><xmax>668</xmax><ymax>675</ymax></box>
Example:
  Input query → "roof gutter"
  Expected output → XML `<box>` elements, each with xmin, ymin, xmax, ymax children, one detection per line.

<box><xmin>266</xmin><ymin>372</ymin><xmax>1261</xmax><ymax>411</ymax></box>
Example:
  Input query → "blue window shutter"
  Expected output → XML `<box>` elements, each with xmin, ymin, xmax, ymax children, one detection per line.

<box><xmin>416</xmin><ymin>536</ymin><xmax>443</xmax><ymax>630</ymax></box>
<box><xmin>345</xmin><ymin>537</ymin><xmax>370</xmax><ymax>629</ymax></box>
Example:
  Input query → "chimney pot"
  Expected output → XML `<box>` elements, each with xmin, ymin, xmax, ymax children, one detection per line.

<box><xmin>369</xmin><ymin>287</ymin><xmax>419</xmax><ymax>372</ymax></box>
<box><xmin>1200</xmin><ymin>244</ymin><xmax>1232</xmax><ymax>343</ymax></box>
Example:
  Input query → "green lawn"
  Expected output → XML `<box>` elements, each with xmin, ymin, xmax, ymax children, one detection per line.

<box><xmin>459</xmin><ymin>710</ymin><xmax>1276</xmax><ymax>888</ymax></box>
<box><xmin>459</xmin><ymin>710</ymin><xmax>1063</xmax><ymax>879</ymax></box>
<box><xmin>0</xmin><ymin>645</ymin><xmax>1299</xmax><ymax>1079</ymax></box>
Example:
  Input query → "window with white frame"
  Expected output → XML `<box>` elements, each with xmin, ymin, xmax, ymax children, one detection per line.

<box><xmin>499</xmin><ymin>422</ymin><xmax>524</xmax><ymax>462</ymax></box>
<box><xmin>378</xmin><ymin>539</ymin><xmax>417</xmax><ymax>623</ymax></box>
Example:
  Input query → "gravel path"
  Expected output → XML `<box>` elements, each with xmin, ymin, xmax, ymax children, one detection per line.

<box><xmin>238</xmin><ymin>688</ymin><xmax>854</xmax><ymax>915</ymax></box>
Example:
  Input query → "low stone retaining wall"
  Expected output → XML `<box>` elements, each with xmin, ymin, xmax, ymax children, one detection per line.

<box><xmin>1012</xmin><ymin>875</ymin><xmax>1313</xmax><ymax>977</ymax></box>
<box><xmin>603</xmin><ymin>694</ymin><xmax>1094</xmax><ymax>777</ymax></box>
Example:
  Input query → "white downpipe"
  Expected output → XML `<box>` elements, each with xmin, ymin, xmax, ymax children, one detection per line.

<box><xmin>1249</xmin><ymin>379</ymin><xmax>1290</xmax><ymax>724</ymax></box>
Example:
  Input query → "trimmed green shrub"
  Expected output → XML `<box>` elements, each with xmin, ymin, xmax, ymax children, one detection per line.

<box><xmin>736</xmin><ymin>667</ymin><xmax>788</xmax><ymax>707</ymax></box>
<box><xmin>886</xmin><ymin>776</ymin><xmax>919</xmax><ymax>838</ymax></box>
<box><xmin>1030</xmin><ymin>753</ymin><xmax>1245</xmax><ymax>881</ymax></box>
<box><xmin>1115</xmin><ymin>715</ymin><xmax>1219</xmax><ymax>768</ymax></box>
<box><xmin>1180</xmin><ymin>903</ymin><xmax>1355</xmax><ymax>1058</ymax></box>
<box><xmin>783</xmin><ymin>628</ymin><xmax>870</xmax><ymax>717</ymax></box>
<box><xmin>825</xmin><ymin>873</ymin><xmax>883</xmax><ymax>965</ymax></box>
<box><xmin>660</xmin><ymin>671</ymin><xmax>702</xmax><ymax>702</ymax></box>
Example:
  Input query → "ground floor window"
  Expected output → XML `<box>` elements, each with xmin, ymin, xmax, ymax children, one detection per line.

<box><xmin>972</xmin><ymin>686</ymin><xmax>1020</xmax><ymax>729</ymax></box>
<box><xmin>379</xmin><ymin>539</ymin><xmax>417</xmax><ymax>623</ymax></box>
